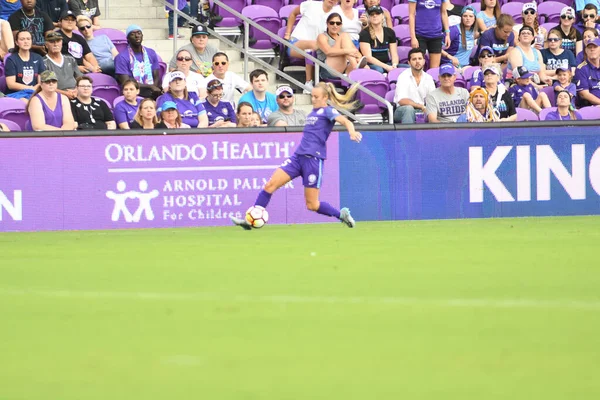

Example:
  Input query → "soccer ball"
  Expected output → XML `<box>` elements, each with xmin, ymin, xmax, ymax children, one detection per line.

<box><xmin>245</xmin><ymin>206</ymin><xmax>269</xmax><ymax>228</ymax></box>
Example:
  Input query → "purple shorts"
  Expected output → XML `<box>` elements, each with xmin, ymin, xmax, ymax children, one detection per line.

<box><xmin>280</xmin><ymin>154</ymin><xmax>324</xmax><ymax>188</ymax></box>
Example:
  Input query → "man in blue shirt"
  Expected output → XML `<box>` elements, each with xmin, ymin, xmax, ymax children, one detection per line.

<box><xmin>575</xmin><ymin>37</ymin><xmax>600</xmax><ymax>106</ymax></box>
<box><xmin>475</xmin><ymin>13</ymin><xmax>515</xmax><ymax>65</ymax></box>
<box><xmin>238</xmin><ymin>68</ymin><xmax>279</xmax><ymax>124</ymax></box>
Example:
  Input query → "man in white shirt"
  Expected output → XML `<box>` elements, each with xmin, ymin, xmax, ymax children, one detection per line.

<box><xmin>393</xmin><ymin>48</ymin><xmax>436</xmax><ymax>124</ymax></box>
<box><xmin>198</xmin><ymin>52</ymin><xmax>251</xmax><ymax>104</ymax></box>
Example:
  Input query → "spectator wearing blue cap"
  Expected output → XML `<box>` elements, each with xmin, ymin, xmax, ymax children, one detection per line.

<box><xmin>156</xmin><ymin>70</ymin><xmax>208</xmax><ymax>128</ymax></box>
<box><xmin>159</xmin><ymin>100</ymin><xmax>191</xmax><ymax>129</ymax></box>
<box><xmin>425</xmin><ymin>63</ymin><xmax>469</xmax><ymax>123</ymax></box>
<box><xmin>441</xmin><ymin>5</ymin><xmax>478</xmax><ymax>68</ymax></box>
<box><xmin>575</xmin><ymin>37</ymin><xmax>600</xmax><ymax>106</ymax></box>
<box><xmin>115</xmin><ymin>25</ymin><xmax>162</xmax><ymax>100</ymax></box>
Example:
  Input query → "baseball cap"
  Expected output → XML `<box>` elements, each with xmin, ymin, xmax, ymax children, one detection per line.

<box><xmin>367</xmin><ymin>6</ymin><xmax>384</xmax><ymax>15</ymax></box>
<box><xmin>439</xmin><ymin>63</ymin><xmax>455</xmax><ymax>76</ymax></box>
<box><xmin>482</xmin><ymin>65</ymin><xmax>499</xmax><ymax>75</ymax></box>
<box><xmin>555</xmin><ymin>66</ymin><xmax>570</xmax><ymax>73</ymax></box>
<box><xmin>513</xmin><ymin>66</ymin><xmax>533</xmax><ymax>79</ymax></box>
<box><xmin>126</xmin><ymin>25</ymin><xmax>143</xmax><ymax>36</ymax></box>
<box><xmin>40</xmin><ymin>70</ymin><xmax>58</xmax><ymax>82</ymax></box>
<box><xmin>561</xmin><ymin>6</ymin><xmax>575</xmax><ymax>18</ymax></box>
<box><xmin>275</xmin><ymin>85</ymin><xmax>293</xmax><ymax>96</ymax></box>
<box><xmin>461</xmin><ymin>5</ymin><xmax>476</xmax><ymax>15</ymax></box>
<box><xmin>479</xmin><ymin>46</ymin><xmax>494</xmax><ymax>56</ymax></box>
<box><xmin>586</xmin><ymin>37</ymin><xmax>600</xmax><ymax>47</ymax></box>
<box><xmin>59</xmin><ymin>10</ymin><xmax>76</xmax><ymax>20</ymax></box>
<box><xmin>522</xmin><ymin>2</ymin><xmax>536</xmax><ymax>12</ymax></box>
<box><xmin>192</xmin><ymin>24</ymin><xmax>209</xmax><ymax>36</ymax></box>
<box><xmin>161</xmin><ymin>101</ymin><xmax>178</xmax><ymax>111</ymax></box>
<box><xmin>45</xmin><ymin>31</ymin><xmax>63</xmax><ymax>42</ymax></box>
<box><xmin>167</xmin><ymin>71</ymin><xmax>186</xmax><ymax>82</ymax></box>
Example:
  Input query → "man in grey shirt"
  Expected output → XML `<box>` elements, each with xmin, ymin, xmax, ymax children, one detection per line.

<box><xmin>425</xmin><ymin>64</ymin><xmax>469</xmax><ymax>123</ymax></box>
<box><xmin>168</xmin><ymin>24</ymin><xmax>218</xmax><ymax>77</ymax></box>
<box><xmin>267</xmin><ymin>85</ymin><xmax>307</xmax><ymax>127</ymax></box>
<box><xmin>43</xmin><ymin>31</ymin><xmax>82</xmax><ymax>100</ymax></box>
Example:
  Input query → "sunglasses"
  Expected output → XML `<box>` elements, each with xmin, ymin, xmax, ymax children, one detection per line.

<box><xmin>210</xmin><ymin>93</ymin><xmax>223</xmax><ymax>98</ymax></box>
<box><xmin>177</xmin><ymin>56</ymin><xmax>192</xmax><ymax>61</ymax></box>
<box><xmin>213</xmin><ymin>61</ymin><xmax>227</xmax><ymax>66</ymax></box>
<box><xmin>561</xmin><ymin>15</ymin><xmax>574</xmax><ymax>20</ymax></box>
<box><xmin>207</xmin><ymin>83</ymin><xmax>223</xmax><ymax>91</ymax></box>
<box><xmin>479</xmin><ymin>53</ymin><xmax>494</xmax><ymax>58</ymax></box>
<box><xmin>523</xmin><ymin>10</ymin><xmax>536</xmax><ymax>15</ymax></box>
<box><xmin>78</xmin><ymin>24</ymin><xmax>92</xmax><ymax>30</ymax></box>
<box><xmin>278</xmin><ymin>94</ymin><xmax>293</xmax><ymax>99</ymax></box>
<box><xmin>583</xmin><ymin>13</ymin><xmax>597</xmax><ymax>19</ymax></box>
<box><xmin>328</xmin><ymin>21</ymin><xmax>342</xmax><ymax>26</ymax></box>
<box><xmin>547</xmin><ymin>37</ymin><xmax>561</xmax><ymax>42</ymax></box>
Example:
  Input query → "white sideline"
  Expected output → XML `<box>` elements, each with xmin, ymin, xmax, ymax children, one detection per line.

<box><xmin>1</xmin><ymin>288</ymin><xmax>599</xmax><ymax>311</ymax></box>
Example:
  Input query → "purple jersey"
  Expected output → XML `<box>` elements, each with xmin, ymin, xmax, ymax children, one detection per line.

<box><xmin>156</xmin><ymin>92</ymin><xmax>207</xmax><ymax>128</ymax></box>
<box><xmin>113</xmin><ymin>99</ymin><xmax>140</xmax><ymax>126</ymax></box>
<box><xmin>544</xmin><ymin>110</ymin><xmax>583</xmax><ymax>121</ymax></box>
<box><xmin>509</xmin><ymin>83</ymin><xmax>538</xmax><ymax>106</ymax></box>
<box><xmin>575</xmin><ymin>61</ymin><xmax>600</xmax><ymax>100</ymax></box>
<box><xmin>295</xmin><ymin>106</ymin><xmax>339</xmax><ymax>160</ymax></box>
<box><xmin>409</xmin><ymin>0</ymin><xmax>447</xmax><ymax>39</ymax></box>
<box><xmin>477</xmin><ymin>29</ymin><xmax>515</xmax><ymax>58</ymax></box>
<box><xmin>204</xmin><ymin>100</ymin><xmax>236</xmax><ymax>124</ymax></box>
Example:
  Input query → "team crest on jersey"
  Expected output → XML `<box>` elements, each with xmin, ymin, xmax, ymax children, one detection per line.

<box><xmin>222</xmin><ymin>108</ymin><xmax>228</xmax><ymax>115</ymax></box>
<box><xmin>22</xmin><ymin>68</ymin><xmax>34</xmax><ymax>85</ymax></box>
<box><xmin>317</xmin><ymin>108</ymin><xmax>324</xmax><ymax>115</ymax></box>
<box><xmin>308</xmin><ymin>174</ymin><xmax>317</xmax><ymax>185</ymax></box>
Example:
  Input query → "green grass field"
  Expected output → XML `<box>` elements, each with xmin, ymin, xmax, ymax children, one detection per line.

<box><xmin>1</xmin><ymin>216</ymin><xmax>599</xmax><ymax>399</ymax></box>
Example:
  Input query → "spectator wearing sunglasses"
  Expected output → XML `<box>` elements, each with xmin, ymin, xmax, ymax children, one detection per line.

<box><xmin>204</xmin><ymin>79</ymin><xmax>237</xmax><ymax>128</ymax></box>
<box><xmin>267</xmin><ymin>86</ymin><xmax>307</xmax><ymax>127</ymax></box>
<box><xmin>36</xmin><ymin>0</ymin><xmax>68</xmax><ymax>27</ymax></box>
<box><xmin>470</xmin><ymin>46</ymin><xmax>503</xmax><ymax>89</ymax></box>
<box><xmin>68</xmin><ymin>0</ymin><xmax>101</xmax><ymax>30</ymax></box>
<box><xmin>199</xmin><ymin>52</ymin><xmax>251</xmax><ymax>105</ymax></box>
<box><xmin>575</xmin><ymin>4</ymin><xmax>600</xmax><ymax>34</ymax></box>
<box><xmin>541</xmin><ymin>29</ymin><xmax>576</xmax><ymax>78</ymax></box>
<box><xmin>512</xmin><ymin>3</ymin><xmax>546</xmax><ymax>50</ymax></box>
<box><xmin>57</xmin><ymin>10</ymin><xmax>100</xmax><ymax>73</ymax></box>
<box><xmin>168</xmin><ymin>24</ymin><xmax>218</xmax><ymax>77</ymax></box>
<box><xmin>77</xmin><ymin>15</ymin><xmax>117</xmax><ymax>76</ymax></box>
<box><xmin>162</xmin><ymin>48</ymin><xmax>205</xmax><ymax>96</ymax></box>
<box><xmin>551</xmin><ymin>7</ymin><xmax>582</xmax><ymax>56</ymax></box>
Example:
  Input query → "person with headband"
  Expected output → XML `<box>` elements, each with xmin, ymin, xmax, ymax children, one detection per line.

<box><xmin>508</xmin><ymin>25</ymin><xmax>550</xmax><ymax>86</ymax></box>
<box><xmin>203</xmin><ymin>79</ymin><xmax>237</xmax><ymax>128</ymax></box>
<box><xmin>456</xmin><ymin>87</ymin><xmax>500</xmax><ymax>122</ymax></box>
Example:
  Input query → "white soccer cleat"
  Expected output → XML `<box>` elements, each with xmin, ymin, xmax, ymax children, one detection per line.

<box><xmin>231</xmin><ymin>216</ymin><xmax>252</xmax><ymax>230</ymax></box>
<box><xmin>339</xmin><ymin>207</ymin><xmax>356</xmax><ymax>228</ymax></box>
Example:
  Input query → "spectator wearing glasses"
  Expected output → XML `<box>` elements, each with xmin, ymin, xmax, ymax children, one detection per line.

<box><xmin>199</xmin><ymin>52</ymin><xmax>251</xmax><ymax>104</ymax></box>
<box><xmin>544</xmin><ymin>90</ymin><xmax>582</xmax><ymax>121</ymax></box>
<box><xmin>470</xmin><ymin>46</ymin><xmax>503</xmax><ymax>89</ymax></box>
<box><xmin>27</xmin><ymin>70</ymin><xmax>76</xmax><ymax>131</ymax></box>
<box><xmin>575</xmin><ymin>4</ymin><xmax>600</xmax><ymax>35</ymax></box>
<box><xmin>36</xmin><ymin>0</ymin><xmax>68</xmax><ymax>27</ymax></box>
<box><xmin>267</xmin><ymin>86</ymin><xmax>307</xmax><ymax>127</ymax></box>
<box><xmin>482</xmin><ymin>65</ymin><xmax>516</xmax><ymax>121</ymax></box>
<box><xmin>513</xmin><ymin>3</ymin><xmax>546</xmax><ymax>50</ymax></box>
<box><xmin>552</xmin><ymin>7</ymin><xmax>582</xmax><ymax>56</ymax></box>
<box><xmin>576</xmin><ymin>27</ymin><xmax>599</xmax><ymax>64</ymax></box>
<box><xmin>236</xmin><ymin>102</ymin><xmax>254</xmax><ymax>128</ymax></box>
<box><xmin>203</xmin><ymin>79</ymin><xmax>237</xmax><ymax>128</ymax></box>
<box><xmin>541</xmin><ymin>29</ymin><xmax>576</xmax><ymax>78</ymax></box>
<box><xmin>507</xmin><ymin>26</ymin><xmax>550</xmax><ymax>85</ymax></box>
<box><xmin>358</xmin><ymin>6</ymin><xmax>398</xmax><ymax>73</ymax></box>
<box><xmin>409</xmin><ymin>0</ymin><xmax>451</xmax><ymax>70</ymax></box>
<box><xmin>425</xmin><ymin>63</ymin><xmax>469</xmax><ymax>123</ymax></box>
<box><xmin>162</xmin><ymin>48</ymin><xmax>205</xmax><ymax>96</ymax></box>
<box><xmin>115</xmin><ymin>25</ymin><xmax>162</xmax><ymax>100</ymax></box>
<box><xmin>360</xmin><ymin>0</ymin><xmax>393</xmax><ymax>28</ymax></box>
<box><xmin>575</xmin><ymin>37</ymin><xmax>600</xmax><ymax>106</ymax></box>
<box><xmin>317</xmin><ymin>13</ymin><xmax>366</xmax><ymax>81</ymax></box>
<box><xmin>237</xmin><ymin>68</ymin><xmax>278</xmax><ymax>124</ymax></box>
<box><xmin>57</xmin><ymin>10</ymin><xmax>100</xmax><ymax>73</ymax></box>
<box><xmin>441</xmin><ymin>5</ymin><xmax>478</xmax><ymax>68</ymax></box>
<box><xmin>77</xmin><ymin>15</ymin><xmax>117</xmax><ymax>76</ymax></box>
<box><xmin>8</xmin><ymin>0</ymin><xmax>54</xmax><ymax>56</ymax></box>
<box><xmin>68</xmin><ymin>0</ymin><xmax>101</xmax><ymax>29</ymax></box>
<box><xmin>475</xmin><ymin>14</ymin><xmax>515</xmax><ymax>65</ymax></box>
<box><xmin>476</xmin><ymin>0</ymin><xmax>501</xmax><ymax>32</ymax></box>
<box><xmin>5</xmin><ymin>30</ymin><xmax>45</xmax><ymax>100</ymax></box>
<box><xmin>129</xmin><ymin>98</ymin><xmax>166</xmax><ymax>130</ymax></box>
<box><xmin>168</xmin><ymin>24</ymin><xmax>218</xmax><ymax>77</ymax></box>
<box><xmin>70</xmin><ymin>75</ymin><xmax>116</xmax><ymax>130</ymax></box>
<box><xmin>114</xmin><ymin>78</ymin><xmax>141</xmax><ymax>129</ymax></box>
<box><xmin>456</xmin><ymin>87</ymin><xmax>500</xmax><ymax>123</ymax></box>
<box><xmin>43</xmin><ymin>31</ymin><xmax>82</xmax><ymax>99</ymax></box>
<box><xmin>157</xmin><ymin>70</ymin><xmax>208</xmax><ymax>128</ymax></box>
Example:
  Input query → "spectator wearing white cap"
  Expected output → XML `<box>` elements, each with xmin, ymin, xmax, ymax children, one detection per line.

<box><xmin>551</xmin><ymin>7</ymin><xmax>582</xmax><ymax>56</ymax></box>
<box><xmin>203</xmin><ymin>79</ymin><xmax>237</xmax><ymax>128</ymax></box>
<box><xmin>575</xmin><ymin>37</ymin><xmax>600</xmax><ymax>106</ymax></box>
<box><xmin>512</xmin><ymin>3</ymin><xmax>546</xmax><ymax>50</ymax></box>
<box><xmin>267</xmin><ymin>86</ymin><xmax>307</xmax><ymax>127</ymax></box>
<box><xmin>156</xmin><ymin>70</ymin><xmax>208</xmax><ymax>128</ymax></box>
<box><xmin>115</xmin><ymin>25</ymin><xmax>162</xmax><ymax>99</ymax></box>
<box><xmin>425</xmin><ymin>63</ymin><xmax>469</xmax><ymax>123</ymax></box>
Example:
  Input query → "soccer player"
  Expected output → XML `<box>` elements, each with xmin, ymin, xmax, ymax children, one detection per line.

<box><xmin>232</xmin><ymin>82</ymin><xmax>362</xmax><ymax>230</ymax></box>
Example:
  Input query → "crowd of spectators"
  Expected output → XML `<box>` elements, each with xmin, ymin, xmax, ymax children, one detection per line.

<box><xmin>1</xmin><ymin>0</ymin><xmax>600</xmax><ymax>133</ymax></box>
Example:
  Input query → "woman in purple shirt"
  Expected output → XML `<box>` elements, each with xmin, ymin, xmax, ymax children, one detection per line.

<box><xmin>232</xmin><ymin>82</ymin><xmax>362</xmax><ymax>230</ymax></box>
<box><xmin>544</xmin><ymin>90</ymin><xmax>582</xmax><ymax>121</ymax></box>
<box><xmin>409</xmin><ymin>0</ymin><xmax>451</xmax><ymax>69</ymax></box>
<box><xmin>27</xmin><ymin>70</ymin><xmax>76</xmax><ymax>131</ymax></box>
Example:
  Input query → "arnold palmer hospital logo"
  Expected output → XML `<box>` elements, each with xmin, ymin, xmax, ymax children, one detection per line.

<box><xmin>106</xmin><ymin>180</ymin><xmax>159</xmax><ymax>222</ymax></box>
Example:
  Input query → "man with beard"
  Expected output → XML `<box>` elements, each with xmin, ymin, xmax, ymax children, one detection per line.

<box><xmin>393</xmin><ymin>48</ymin><xmax>436</xmax><ymax>124</ymax></box>
<box><xmin>267</xmin><ymin>85</ymin><xmax>306</xmax><ymax>127</ymax></box>
<box><xmin>8</xmin><ymin>0</ymin><xmax>54</xmax><ymax>56</ymax></box>
<box><xmin>456</xmin><ymin>87</ymin><xmax>500</xmax><ymax>122</ymax></box>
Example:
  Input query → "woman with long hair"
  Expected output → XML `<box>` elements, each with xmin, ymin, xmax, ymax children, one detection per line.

<box><xmin>552</xmin><ymin>6</ymin><xmax>582</xmax><ymax>56</ymax></box>
<box><xmin>114</xmin><ymin>79</ymin><xmax>141</xmax><ymax>129</ymax></box>
<box><xmin>544</xmin><ymin>90</ymin><xmax>582</xmax><ymax>120</ymax></box>
<box><xmin>513</xmin><ymin>3</ymin><xmax>546</xmax><ymax>50</ymax></box>
<box><xmin>236</xmin><ymin>102</ymin><xmax>254</xmax><ymax>128</ymax></box>
<box><xmin>476</xmin><ymin>0</ymin><xmax>501</xmax><ymax>32</ymax></box>
<box><xmin>360</xmin><ymin>0</ymin><xmax>393</xmax><ymax>28</ymax></box>
<box><xmin>576</xmin><ymin>27</ymin><xmax>598</xmax><ymax>64</ymax></box>
<box><xmin>129</xmin><ymin>98</ymin><xmax>165</xmax><ymax>129</ymax></box>
<box><xmin>156</xmin><ymin>70</ymin><xmax>208</xmax><ymax>128</ymax></box>
<box><xmin>232</xmin><ymin>82</ymin><xmax>362</xmax><ymax>230</ymax></box>
<box><xmin>161</xmin><ymin>48</ymin><xmax>205</xmax><ymax>96</ymax></box>
<box><xmin>541</xmin><ymin>29</ymin><xmax>576</xmax><ymax>78</ymax></box>
<box><xmin>482</xmin><ymin>65</ymin><xmax>517</xmax><ymax>121</ymax></box>
<box><xmin>5</xmin><ymin>30</ymin><xmax>45</xmax><ymax>100</ymax></box>
<box><xmin>409</xmin><ymin>0</ymin><xmax>451</xmax><ymax>69</ymax></box>
<box><xmin>507</xmin><ymin>26</ymin><xmax>550</xmax><ymax>84</ymax></box>
<box><xmin>204</xmin><ymin>79</ymin><xmax>237</xmax><ymax>128</ymax></box>
<box><xmin>27</xmin><ymin>70</ymin><xmax>76</xmax><ymax>131</ymax></box>
<box><xmin>359</xmin><ymin>6</ymin><xmax>398</xmax><ymax>73</ymax></box>
<box><xmin>159</xmin><ymin>101</ymin><xmax>191</xmax><ymax>129</ymax></box>
<box><xmin>317</xmin><ymin>13</ymin><xmax>365</xmax><ymax>80</ymax></box>
<box><xmin>441</xmin><ymin>5</ymin><xmax>478</xmax><ymax>68</ymax></box>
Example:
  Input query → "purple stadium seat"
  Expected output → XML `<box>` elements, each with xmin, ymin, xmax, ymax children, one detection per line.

<box><xmin>279</xmin><ymin>4</ymin><xmax>299</xmax><ymax>28</ymax></box>
<box><xmin>97</xmin><ymin>97</ymin><xmax>114</xmax><ymax>111</ymax></box>
<box><xmin>427</xmin><ymin>66</ymin><xmax>440</xmax><ymax>86</ymax></box>
<box><xmin>467</xmin><ymin>2</ymin><xmax>480</xmax><ymax>13</ymax></box>
<box><xmin>95</xmin><ymin>28</ymin><xmax>128</xmax><ymax>54</ymax></box>
<box><xmin>393</xmin><ymin>25</ymin><xmax>411</xmax><ymax>46</ymax></box>
<box><xmin>286</xmin><ymin>0</ymin><xmax>303</xmax><ymax>5</ymax></box>
<box><xmin>387</xmin><ymin>67</ymin><xmax>407</xmax><ymax>89</ymax></box>
<box><xmin>501</xmin><ymin>3</ymin><xmax>524</xmax><ymax>24</ymax></box>
<box><xmin>385</xmin><ymin>89</ymin><xmax>394</xmax><ymax>105</ymax></box>
<box><xmin>242</xmin><ymin>5</ymin><xmax>282</xmax><ymax>49</ymax></box>
<box><xmin>250</xmin><ymin>0</ymin><xmax>284</xmax><ymax>9</ymax></box>
<box><xmin>538</xmin><ymin>1</ymin><xmax>565</xmax><ymax>24</ymax></box>
<box><xmin>87</xmin><ymin>73</ymin><xmax>121</xmax><ymax>105</ymax></box>
<box><xmin>391</xmin><ymin>4</ymin><xmax>409</xmax><ymax>25</ymax></box>
<box><xmin>0</xmin><ymin>98</ymin><xmax>29</xmax><ymax>131</ymax></box>
<box><xmin>113</xmin><ymin>95</ymin><xmax>144</xmax><ymax>108</ymax></box>
<box><xmin>515</xmin><ymin>107</ymin><xmax>540</xmax><ymax>121</ymax></box>
<box><xmin>577</xmin><ymin>106</ymin><xmax>600</xmax><ymax>120</ymax></box>
<box><xmin>539</xmin><ymin>106</ymin><xmax>557</xmax><ymax>120</ymax></box>
<box><xmin>499</xmin><ymin>0</ymin><xmax>529</xmax><ymax>5</ymax></box>
<box><xmin>0</xmin><ymin>75</ymin><xmax>6</xmax><ymax>93</ymax></box>
<box><xmin>540</xmin><ymin>86</ymin><xmax>556</xmax><ymax>106</ymax></box>
<box><xmin>212</xmin><ymin>0</ymin><xmax>245</xmax><ymax>27</ymax></box>
<box><xmin>0</xmin><ymin>118</ymin><xmax>22</xmax><ymax>132</ymax></box>
<box><xmin>397</xmin><ymin>45</ymin><xmax>412</xmax><ymax>64</ymax></box>
<box><xmin>158</xmin><ymin>61</ymin><xmax>167</xmax><ymax>83</ymax></box>
<box><xmin>541</xmin><ymin>22</ymin><xmax>557</xmax><ymax>34</ymax></box>
<box><xmin>378</xmin><ymin>0</ymin><xmax>394</xmax><ymax>14</ymax></box>
<box><xmin>542</xmin><ymin>0</ymin><xmax>573</xmax><ymax>5</ymax></box>
<box><xmin>347</xmin><ymin>69</ymin><xmax>390</xmax><ymax>114</ymax></box>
